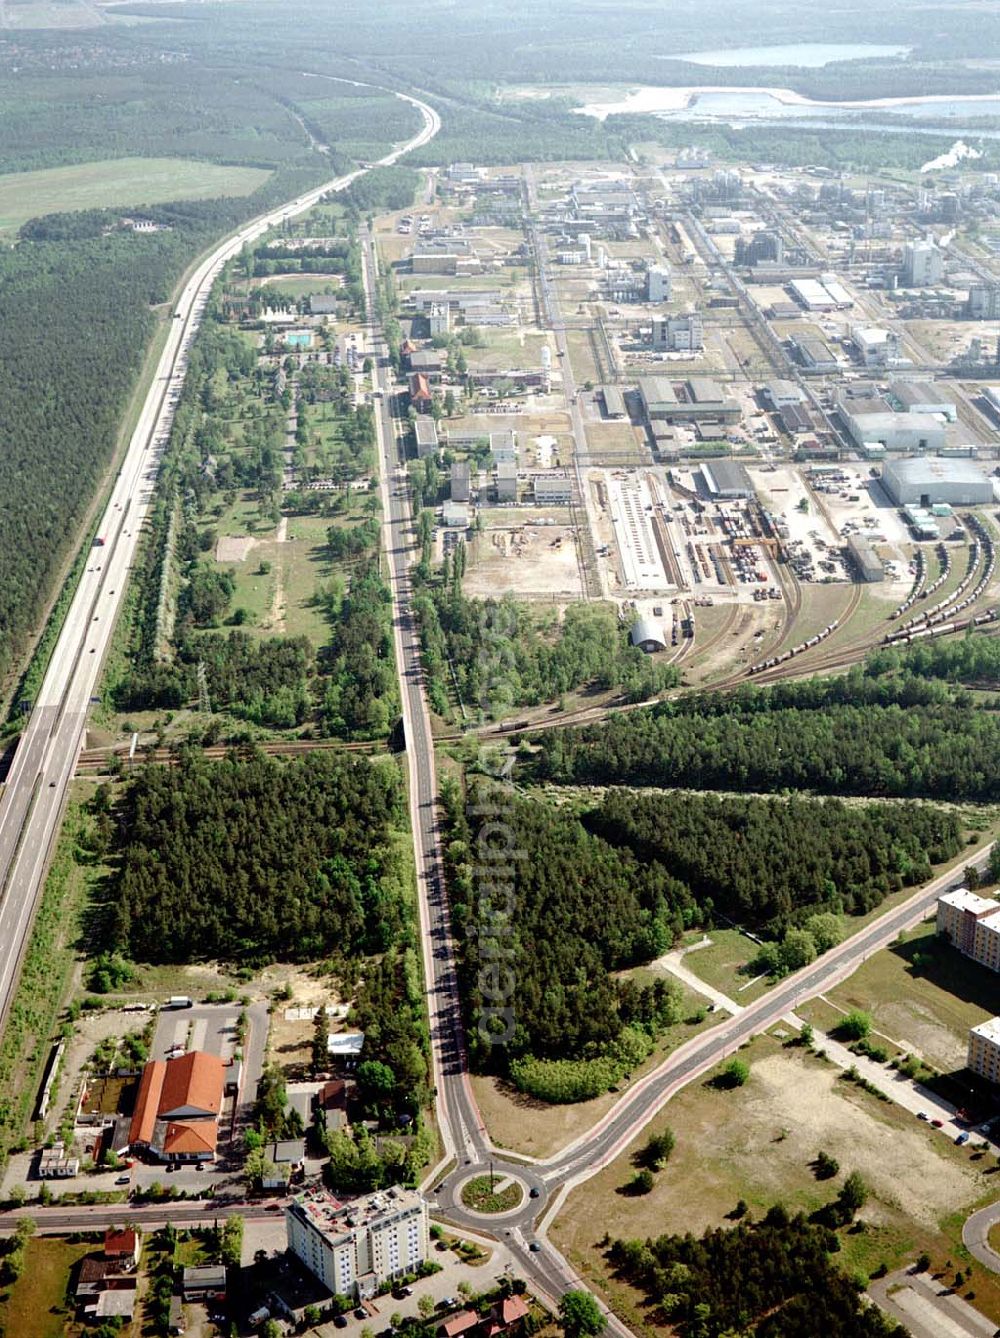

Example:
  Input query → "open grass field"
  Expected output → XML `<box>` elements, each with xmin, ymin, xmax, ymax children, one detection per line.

<box><xmin>1</xmin><ymin>1235</ymin><xmax>97</xmax><ymax>1337</ymax></box>
<box><xmin>551</xmin><ymin>1033</ymin><xmax>1000</xmax><ymax>1336</ymax></box>
<box><xmin>0</xmin><ymin>157</ymin><xmax>271</xmax><ymax>232</ymax></box>
<box><xmin>678</xmin><ymin>928</ymin><xmax>772</xmax><ymax>1004</ymax></box>
<box><xmin>471</xmin><ymin>986</ymin><xmax>720</xmax><ymax>1159</ymax></box>
<box><xmin>814</xmin><ymin>917</ymin><xmax>1000</xmax><ymax>1074</ymax></box>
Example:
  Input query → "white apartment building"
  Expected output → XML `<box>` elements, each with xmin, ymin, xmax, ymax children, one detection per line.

<box><xmin>286</xmin><ymin>1187</ymin><xmax>429</xmax><ymax>1299</ymax></box>
<box><xmin>936</xmin><ymin>888</ymin><xmax>1000</xmax><ymax>973</ymax></box>
<box><xmin>968</xmin><ymin>1017</ymin><xmax>1000</xmax><ymax>1085</ymax></box>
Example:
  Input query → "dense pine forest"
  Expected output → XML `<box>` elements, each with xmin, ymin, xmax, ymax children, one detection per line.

<box><xmin>531</xmin><ymin>656</ymin><xmax>1000</xmax><ymax>799</ymax></box>
<box><xmin>414</xmin><ymin>585</ymin><xmax>679</xmax><ymax>719</ymax></box>
<box><xmin>113</xmin><ymin>750</ymin><xmax>409</xmax><ymax>964</ymax></box>
<box><xmin>608</xmin><ymin>1210</ymin><xmax>907</xmax><ymax>1337</ymax></box>
<box><xmin>442</xmin><ymin>780</ymin><xmax>960</xmax><ymax>1099</ymax></box>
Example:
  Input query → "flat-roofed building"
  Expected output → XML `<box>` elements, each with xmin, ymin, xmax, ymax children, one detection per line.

<box><xmin>701</xmin><ymin>459</ymin><xmax>753</xmax><ymax>499</ymax></box>
<box><xmin>414</xmin><ymin>418</ymin><xmax>439</xmax><ymax>460</ymax></box>
<box><xmin>890</xmin><ymin>380</ymin><xmax>957</xmax><ymax>421</ymax></box>
<box><xmin>450</xmin><ymin>460</ymin><xmax>471</xmax><ymax>503</ymax></box>
<box><xmin>601</xmin><ymin>386</ymin><xmax>627</xmax><ymax>419</ymax></box>
<box><xmin>968</xmin><ymin>1017</ymin><xmax>1000</xmax><ymax>1084</ymax></box>
<box><xmin>882</xmin><ymin>455</ymin><xmax>991</xmax><ymax>505</ymax></box>
<box><xmin>937</xmin><ymin>888</ymin><xmax>1000</xmax><ymax>971</ymax></box>
<box><xmin>496</xmin><ymin>460</ymin><xmax>517</xmax><ymax>502</ymax></box>
<box><xmin>764</xmin><ymin>380</ymin><xmax>805</xmax><ymax>409</ymax></box>
<box><xmin>794</xmin><ymin>337</ymin><xmax>838</xmax><ymax>372</ymax></box>
<box><xmin>846</xmin><ymin>534</ymin><xmax>883</xmax><ymax>583</ymax></box>
<box><xmin>846</xmin><ymin>413</ymin><xmax>946</xmax><ymax>454</ymax></box>
<box><xmin>286</xmin><ymin>1186</ymin><xmax>429</xmax><ymax>1299</ymax></box>
<box><xmin>533</xmin><ymin>472</ymin><xmax>573</xmax><ymax>505</ymax></box>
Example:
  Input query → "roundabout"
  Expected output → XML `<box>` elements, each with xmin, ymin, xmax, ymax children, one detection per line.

<box><xmin>459</xmin><ymin>1171</ymin><xmax>526</xmax><ymax>1216</ymax></box>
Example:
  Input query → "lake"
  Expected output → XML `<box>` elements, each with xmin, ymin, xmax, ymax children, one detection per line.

<box><xmin>576</xmin><ymin>86</ymin><xmax>1000</xmax><ymax>127</ymax></box>
<box><xmin>671</xmin><ymin>43</ymin><xmax>911</xmax><ymax>68</ymax></box>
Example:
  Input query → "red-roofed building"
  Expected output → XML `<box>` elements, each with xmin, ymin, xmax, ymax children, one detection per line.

<box><xmin>103</xmin><ymin>1227</ymin><xmax>139</xmax><ymax>1270</ymax></box>
<box><xmin>128</xmin><ymin>1052</ymin><xmax>224</xmax><ymax>1163</ymax></box>
<box><xmin>440</xmin><ymin>1311</ymin><xmax>479</xmax><ymax>1338</ymax></box>
<box><xmin>409</xmin><ymin>372</ymin><xmax>433</xmax><ymax>412</ymax></box>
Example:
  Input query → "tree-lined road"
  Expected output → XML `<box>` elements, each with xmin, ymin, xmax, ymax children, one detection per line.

<box><xmin>0</xmin><ymin>86</ymin><xmax>439</xmax><ymax>1043</ymax></box>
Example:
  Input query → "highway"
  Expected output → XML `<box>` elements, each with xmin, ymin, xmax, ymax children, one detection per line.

<box><xmin>2</xmin><ymin>128</ymin><xmax>991</xmax><ymax>1336</ymax></box>
<box><xmin>0</xmin><ymin>86</ymin><xmax>440</xmax><ymax>1044</ymax></box>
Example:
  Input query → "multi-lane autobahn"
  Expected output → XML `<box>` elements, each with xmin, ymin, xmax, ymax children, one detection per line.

<box><xmin>0</xmin><ymin>86</ymin><xmax>440</xmax><ymax>1041</ymax></box>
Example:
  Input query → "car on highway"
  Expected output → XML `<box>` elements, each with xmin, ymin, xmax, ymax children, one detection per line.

<box><xmin>529</xmin><ymin>1187</ymin><xmax>540</xmax><ymax>1198</ymax></box>
<box><xmin>956</xmin><ymin>1131</ymin><xmax>971</xmax><ymax>1145</ymax></box>
<box><xmin>529</xmin><ymin>1242</ymin><xmax>541</xmax><ymax>1253</ymax></box>
<box><xmin>354</xmin><ymin>1308</ymin><xmax>367</xmax><ymax>1320</ymax></box>
<box><xmin>916</xmin><ymin>1111</ymin><xmax>928</xmax><ymax>1121</ymax></box>
<box><xmin>931</xmin><ymin>1119</ymin><xmax>943</xmax><ymax>1128</ymax></box>
<box><xmin>334</xmin><ymin>1316</ymin><xmax>348</xmax><ymax>1328</ymax></box>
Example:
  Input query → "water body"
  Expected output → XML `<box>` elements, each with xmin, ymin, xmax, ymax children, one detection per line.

<box><xmin>576</xmin><ymin>85</ymin><xmax>1000</xmax><ymax>126</ymax></box>
<box><xmin>672</xmin><ymin>42</ymin><xmax>911</xmax><ymax>68</ymax></box>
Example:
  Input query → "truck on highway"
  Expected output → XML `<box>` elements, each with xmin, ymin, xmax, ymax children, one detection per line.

<box><xmin>164</xmin><ymin>996</ymin><xmax>193</xmax><ymax>1009</ymax></box>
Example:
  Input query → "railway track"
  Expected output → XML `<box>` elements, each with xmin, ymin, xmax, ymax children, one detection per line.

<box><xmin>74</xmin><ymin>735</ymin><xmax>383</xmax><ymax>774</ymax></box>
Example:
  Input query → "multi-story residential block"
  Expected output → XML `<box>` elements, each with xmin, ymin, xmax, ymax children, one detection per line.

<box><xmin>968</xmin><ymin>1017</ymin><xmax>1000</xmax><ymax>1084</ymax></box>
<box><xmin>936</xmin><ymin>888</ymin><xmax>1000</xmax><ymax>973</ymax></box>
<box><xmin>286</xmin><ymin>1187</ymin><xmax>429</xmax><ymax>1299</ymax></box>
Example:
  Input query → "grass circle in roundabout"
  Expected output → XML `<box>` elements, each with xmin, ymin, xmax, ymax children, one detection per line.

<box><xmin>459</xmin><ymin>1173</ymin><xmax>524</xmax><ymax>1214</ymax></box>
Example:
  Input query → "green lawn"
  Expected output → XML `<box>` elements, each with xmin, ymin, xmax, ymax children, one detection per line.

<box><xmin>0</xmin><ymin>157</ymin><xmax>271</xmax><ymax>231</ymax></box>
<box><xmin>819</xmin><ymin>918</ymin><xmax>998</xmax><ymax>1073</ymax></box>
<box><xmin>2</xmin><ymin>1236</ymin><xmax>97</xmax><ymax>1337</ymax></box>
<box><xmin>680</xmin><ymin>928</ymin><xmax>772</xmax><ymax>1004</ymax></box>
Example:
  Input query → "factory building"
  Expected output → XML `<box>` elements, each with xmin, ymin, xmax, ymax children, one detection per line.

<box><xmin>764</xmin><ymin>380</ymin><xmax>805</xmax><ymax>409</ymax></box>
<box><xmin>890</xmin><ymin>380</ymin><xmax>957</xmax><ymax>421</ymax></box>
<box><xmin>902</xmin><ymin>239</ymin><xmax>944</xmax><ymax>288</ymax></box>
<box><xmin>286</xmin><ymin>1187</ymin><xmax>429</xmax><ymax>1300</ymax></box>
<box><xmin>968</xmin><ymin>1018</ymin><xmax>1000</xmax><ymax>1085</ymax></box>
<box><xmin>652</xmin><ymin>312</ymin><xmax>704</xmax><ymax>352</ymax></box>
<box><xmin>533</xmin><ymin>472</ymin><xmax>573</xmax><ymax>505</ymax></box>
<box><xmin>647</xmin><ymin>264</ymin><xmax>672</xmax><ymax>302</ymax></box>
<box><xmin>966</xmin><ymin>284</ymin><xmax>1000</xmax><ymax>320</ymax></box>
<box><xmin>700</xmin><ymin>459</ymin><xmax>753</xmax><ymax>500</ymax></box>
<box><xmin>851</xmin><ymin>326</ymin><xmax>902</xmax><ymax>369</ymax></box>
<box><xmin>794</xmin><ymin>337</ymin><xmax>838</xmax><ymax>372</ymax></box>
<box><xmin>881</xmin><ymin>456</ymin><xmax>992</xmax><ymax>507</ymax></box>
<box><xmin>844</xmin><ymin>412</ymin><xmax>946</xmax><ymax>454</ymax></box>
<box><xmin>846</xmin><ymin>534</ymin><xmax>883</xmax><ymax>583</ymax></box>
<box><xmin>639</xmin><ymin>377</ymin><xmax>740</xmax><ymax>424</ymax></box>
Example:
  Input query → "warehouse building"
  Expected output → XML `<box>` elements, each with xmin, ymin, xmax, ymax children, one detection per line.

<box><xmin>601</xmin><ymin>385</ymin><xmax>627</xmax><ymax>419</ymax></box>
<box><xmin>844</xmin><ymin>411</ymin><xmax>946</xmax><ymax>454</ymax></box>
<box><xmin>881</xmin><ymin>456</ymin><xmax>992</xmax><ymax>507</ymax></box>
<box><xmin>700</xmin><ymin>459</ymin><xmax>753</xmax><ymax>500</ymax></box>
<box><xmin>629</xmin><ymin>618</ymin><xmax>667</xmax><ymax>654</ymax></box>
<box><xmin>846</xmin><ymin>534</ymin><xmax>883</xmax><ymax>583</ymax></box>
<box><xmin>794</xmin><ymin>337</ymin><xmax>838</xmax><ymax>373</ymax></box>
<box><xmin>890</xmin><ymin>380</ymin><xmax>957</xmax><ymax>422</ymax></box>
